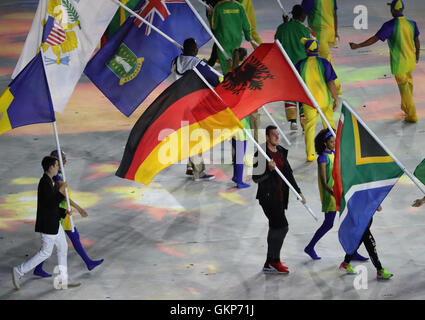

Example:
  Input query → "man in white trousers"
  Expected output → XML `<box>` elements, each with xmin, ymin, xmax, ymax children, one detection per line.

<box><xmin>12</xmin><ymin>155</ymin><xmax>80</xmax><ymax>290</ymax></box>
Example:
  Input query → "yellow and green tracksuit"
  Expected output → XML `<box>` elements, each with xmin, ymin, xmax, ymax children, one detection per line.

<box><xmin>376</xmin><ymin>15</ymin><xmax>420</xmax><ymax>122</ymax></box>
<box><xmin>317</xmin><ymin>150</ymin><xmax>336</xmax><ymax>212</ymax></box>
<box><xmin>296</xmin><ymin>53</ymin><xmax>337</xmax><ymax>160</ymax></box>
<box><xmin>302</xmin><ymin>0</ymin><xmax>341</xmax><ymax>94</ymax></box>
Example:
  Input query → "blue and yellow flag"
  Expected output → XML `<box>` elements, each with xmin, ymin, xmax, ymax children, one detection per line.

<box><xmin>84</xmin><ymin>0</ymin><xmax>211</xmax><ymax>117</ymax></box>
<box><xmin>0</xmin><ymin>53</ymin><xmax>55</xmax><ymax>135</ymax></box>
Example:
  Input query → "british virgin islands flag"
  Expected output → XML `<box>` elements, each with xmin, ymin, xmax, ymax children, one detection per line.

<box><xmin>0</xmin><ymin>53</ymin><xmax>55</xmax><ymax>135</ymax></box>
<box><xmin>84</xmin><ymin>0</ymin><xmax>211</xmax><ymax>117</ymax></box>
<box><xmin>332</xmin><ymin>102</ymin><xmax>403</xmax><ymax>254</ymax></box>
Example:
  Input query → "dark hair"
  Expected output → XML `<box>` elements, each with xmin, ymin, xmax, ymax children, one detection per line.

<box><xmin>266</xmin><ymin>125</ymin><xmax>278</xmax><ymax>137</ymax></box>
<box><xmin>236</xmin><ymin>47</ymin><xmax>247</xmax><ymax>61</ymax></box>
<box><xmin>41</xmin><ymin>156</ymin><xmax>58</xmax><ymax>172</ymax></box>
<box><xmin>314</xmin><ymin>128</ymin><xmax>332</xmax><ymax>155</ymax></box>
<box><xmin>183</xmin><ymin>38</ymin><xmax>198</xmax><ymax>55</ymax></box>
<box><xmin>291</xmin><ymin>5</ymin><xmax>304</xmax><ymax>19</ymax></box>
<box><xmin>50</xmin><ymin>149</ymin><xmax>65</xmax><ymax>158</ymax></box>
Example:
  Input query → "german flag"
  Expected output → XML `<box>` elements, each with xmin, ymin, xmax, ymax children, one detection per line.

<box><xmin>116</xmin><ymin>70</ymin><xmax>243</xmax><ymax>185</ymax></box>
<box><xmin>217</xmin><ymin>41</ymin><xmax>315</xmax><ymax>120</ymax></box>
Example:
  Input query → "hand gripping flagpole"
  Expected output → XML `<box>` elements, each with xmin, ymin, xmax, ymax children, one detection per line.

<box><xmin>343</xmin><ymin>101</ymin><xmax>425</xmax><ymax>196</ymax></box>
<box><xmin>52</xmin><ymin>122</ymin><xmax>75</xmax><ymax>232</ymax></box>
<box><xmin>184</xmin><ymin>0</ymin><xmax>231</xmax><ymax>60</ymax></box>
<box><xmin>193</xmin><ymin>66</ymin><xmax>318</xmax><ymax>221</ymax></box>
<box><xmin>275</xmin><ymin>39</ymin><xmax>337</xmax><ymax>139</ymax></box>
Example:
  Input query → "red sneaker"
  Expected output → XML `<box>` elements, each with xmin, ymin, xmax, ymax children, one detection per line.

<box><xmin>263</xmin><ymin>261</ymin><xmax>289</xmax><ymax>274</ymax></box>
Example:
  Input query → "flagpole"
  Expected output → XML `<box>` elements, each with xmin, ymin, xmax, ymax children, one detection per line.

<box><xmin>184</xmin><ymin>0</ymin><xmax>231</xmax><ymax>60</ymax></box>
<box><xmin>52</xmin><ymin>122</ymin><xmax>75</xmax><ymax>232</ymax></box>
<box><xmin>275</xmin><ymin>39</ymin><xmax>337</xmax><ymax>138</ymax></box>
<box><xmin>343</xmin><ymin>100</ymin><xmax>425</xmax><ymax>196</ymax></box>
<box><xmin>261</xmin><ymin>106</ymin><xmax>291</xmax><ymax>146</ymax></box>
<box><xmin>276</xmin><ymin>0</ymin><xmax>289</xmax><ymax>16</ymax></box>
<box><xmin>111</xmin><ymin>0</ymin><xmax>183</xmax><ymax>50</ymax></box>
<box><xmin>195</xmin><ymin>0</ymin><xmax>212</xmax><ymax>10</ymax></box>
<box><xmin>111</xmin><ymin>0</ymin><xmax>221</xmax><ymax>77</ymax></box>
<box><xmin>193</xmin><ymin>66</ymin><xmax>318</xmax><ymax>221</ymax></box>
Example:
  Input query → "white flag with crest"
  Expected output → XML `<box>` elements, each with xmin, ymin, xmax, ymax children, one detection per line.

<box><xmin>12</xmin><ymin>0</ymin><xmax>119</xmax><ymax>112</ymax></box>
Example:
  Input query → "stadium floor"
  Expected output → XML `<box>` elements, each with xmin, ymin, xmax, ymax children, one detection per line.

<box><xmin>1</xmin><ymin>0</ymin><xmax>425</xmax><ymax>300</ymax></box>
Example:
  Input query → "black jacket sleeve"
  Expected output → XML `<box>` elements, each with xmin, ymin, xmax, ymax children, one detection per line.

<box><xmin>252</xmin><ymin>147</ymin><xmax>272</xmax><ymax>184</ymax></box>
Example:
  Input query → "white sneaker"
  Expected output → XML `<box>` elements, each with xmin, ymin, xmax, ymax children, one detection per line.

<box><xmin>12</xmin><ymin>267</ymin><xmax>22</xmax><ymax>290</ymax></box>
<box><xmin>290</xmin><ymin>122</ymin><xmax>298</xmax><ymax>130</ymax></box>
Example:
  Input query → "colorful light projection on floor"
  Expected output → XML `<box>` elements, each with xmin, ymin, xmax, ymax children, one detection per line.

<box><xmin>0</xmin><ymin>177</ymin><xmax>100</xmax><ymax>231</ymax></box>
<box><xmin>104</xmin><ymin>184</ymin><xmax>186</xmax><ymax>221</ymax></box>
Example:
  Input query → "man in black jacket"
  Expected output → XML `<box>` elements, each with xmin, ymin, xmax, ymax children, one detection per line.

<box><xmin>253</xmin><ymin>125</ymin><xmax>306</xmax><ymax>274</ymax></box>
<box><xmin>12</xmin><ymin>156</ymin><xmax>79</xmax><ymax>290</ymax></box>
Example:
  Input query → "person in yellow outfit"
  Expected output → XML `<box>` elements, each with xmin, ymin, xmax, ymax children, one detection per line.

<box><xmin>295</xmin><ymin>38</ymin><xmax>338</xmax><ymax>162</ymax></box>
<box><xmin>301</xmin><ymin>0</ymin><xmax>341</xmax><ymax>94</ymax></box>
<box><xmin>238</xmin><ymin>0</ymin><xmax>262</xmax><ymax>48</ymax></box>
<box><xmin>349</xmin><ymin>0</ymin><xmax>420</xmax><ymax>123</ymax></box>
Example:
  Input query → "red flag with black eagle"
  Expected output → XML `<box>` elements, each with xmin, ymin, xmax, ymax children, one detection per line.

<box><xmin>116</xmin><ymin>42</ymin><xmax>315</xmax><ymax>185</ymax></box>
<box><xmin>217</xmin><ymin>41</ymin><xmax>316</xmax><ymax>119</ymax></box>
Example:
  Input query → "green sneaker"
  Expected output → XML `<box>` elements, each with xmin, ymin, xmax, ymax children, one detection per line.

<box><xmin>377</xmin><ymin>268</ymin><xmax>393</xmax><ymax>280</ymax></box>
<box><xmin>339</xmin><ymin>262</ymin><xmax>357</xmax><ymax>274</ymax></box>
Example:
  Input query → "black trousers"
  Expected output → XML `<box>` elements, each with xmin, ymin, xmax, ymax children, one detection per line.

<box><xmin>344</xmin><ymin>219</ymin><xmax>383</xmax><ymax>271</ymax></box>
<box><xmin>260</xmin><ymin>201</ymin><xmax>289</xmax><ymax>262</ymax></box>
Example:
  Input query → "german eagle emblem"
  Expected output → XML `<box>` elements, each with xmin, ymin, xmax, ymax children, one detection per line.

<box><xmin>222</xmin><ymin>56</ymin><xmax>274</xmax><ymax>95</ymax></box>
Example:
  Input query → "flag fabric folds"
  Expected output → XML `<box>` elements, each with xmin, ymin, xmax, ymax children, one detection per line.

<box><xmin>84</xmin><ymin>0</ymin><xmax>211</xmax><ymax>117</ymax></box>
<box><xmin>413</xmin><ymin>159</ymin><xmax>425</xmax><ymax>186</ymax></box>
<box><xmin>216</xmin><ymin>42</ymin><xmax>316</xmax><ymax>120</ymax></box>
<box><xmin>332</xmin><ymin>102</ymin><xmax>403</xmax><ymax>254</ymax></box>
<box><xmin>103</xmin><ymin>0</ymin><xmax>141</xmax><ymax>41</ymax></box>
<box><xmin>12</xmin><ymin>0</ymin><xmax>119</xmax><ymax>112</ymax></box>
<box><xmin>0</xmin><ymin>53</ymin><xmax>55</xmax><ymax>134</ymax></box>
<box><xmin>116</xmin><ymin>70</ymin><xmax>243</xmax><ymax>185</ymax></box>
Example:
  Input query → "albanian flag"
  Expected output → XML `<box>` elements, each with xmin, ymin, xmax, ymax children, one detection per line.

<box><xmin>116</xmin><ymin>70</ymin><xmax>243</xmax><ymax>185</ymax></box>
<box><xmin>217</xmin><ymin>41</ymin><xmax>316</xmax><ymax>119</ymax></box>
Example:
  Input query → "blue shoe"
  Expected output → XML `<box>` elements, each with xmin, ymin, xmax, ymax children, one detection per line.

<box><xmin>236</xmin><ymin>182</ymin><xmax>250</xmax><ymax>189</ymax></box>
<box><xmin>304</xmin><ymin>246</ymin><xmax>321</xmax><ymax>260</ymax></box>
<box><xmin>87</xmin><ymin>259</ymin><xmax>104</xmax><ymax>271</ymax></box>
<box><xmin>352</xmin><ymin>252</ymin><xmax>369</xmax><ymax>261</ymax></box>
<box><xmin>33</xmin><ymin>266</ymin><xmax>52</xmax><ymax>278</ymax></box>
